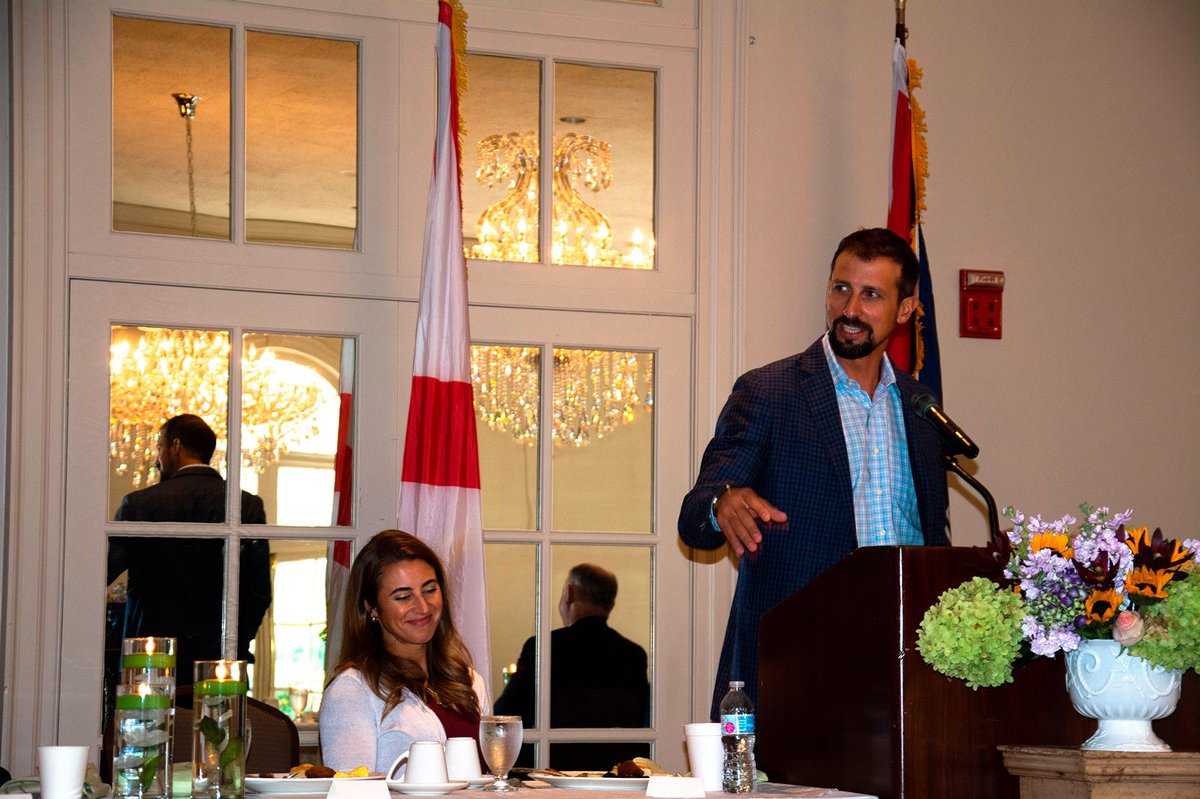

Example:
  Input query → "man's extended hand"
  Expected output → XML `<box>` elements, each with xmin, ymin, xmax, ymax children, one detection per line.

<box><xmin>714</xmin><ymin>486</ymin><xmax>787</xmax><ymax>556</ymax></box>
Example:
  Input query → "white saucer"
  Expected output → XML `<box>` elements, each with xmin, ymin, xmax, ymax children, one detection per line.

<box><xmin>463</xmin><ymin>776</ymin><xmax>496</xmax><ymax>789</ymax></box>
<box><xmin>386</xmin><ymin>780</ymin><xmax>471</xmax><ymax>796</ymax></box>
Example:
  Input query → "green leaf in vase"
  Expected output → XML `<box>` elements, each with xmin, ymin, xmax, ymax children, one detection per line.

<box><xmin>140</xmin><ymin>754</ymin><xmax>160</xmax><ymax>790</ymax></box>
<box><xmin>199</xmin><ymin>716</ymin><xmax>226</xmax><ymax>746</ymax></box>
<box><xmin>219</xmin><ymin>736</ymin><xmax>244</xmax><ymax>769</ymax></box>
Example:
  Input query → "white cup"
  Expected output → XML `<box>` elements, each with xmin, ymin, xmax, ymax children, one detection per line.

<box><xmin>38</xmin><ymin>745</ymin><xmax>89</xmax><ymax>799</ymax></box>
<box><xmin>684</xmin><ymin>722</ymin><xmax>724</xmax><ymax>792</ymax></box>
<box><xmin>444</xmin><ymin>737</ymin><xmax>483</xmax><ymax>780</ymax></box>
<box><xmin>388</xmin><ymin>740</ymin><xmax>449</xmax><ymax>785</ymax></box>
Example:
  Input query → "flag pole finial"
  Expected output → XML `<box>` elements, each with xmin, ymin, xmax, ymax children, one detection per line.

<box><xmin>895</xmin><ymin>0</ymin><xmax>907</xmax><ymax>45</ymax></box>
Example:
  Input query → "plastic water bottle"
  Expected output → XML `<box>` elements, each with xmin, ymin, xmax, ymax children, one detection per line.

<box><xmin>719</xmin><ymin>680</ymin><xmax>756</xmax><ymax>793</ymax></box>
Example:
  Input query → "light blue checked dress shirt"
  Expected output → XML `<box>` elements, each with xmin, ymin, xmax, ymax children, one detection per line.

<box><xmin>822</xmin><ymin>333</ymin><xmax>923</xmax><ymax>546</ymax></box>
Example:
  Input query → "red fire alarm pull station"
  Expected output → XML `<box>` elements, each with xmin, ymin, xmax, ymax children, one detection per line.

<box><xmin>959</xmin><ymin>269</ymin><xmax>1005</xmax><ymax>339</ymax></box>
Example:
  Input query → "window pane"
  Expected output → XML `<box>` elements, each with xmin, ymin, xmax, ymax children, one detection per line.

<box><xmin>246</xmin><ymin>31</ymin><xmax>359</xmax><ymax>249</ymax></box>
<box><xmin>104</xmin><ymin>536</ymin><xmax>272</xmax><ymax>677</ymax></box>
<box><xmin>112</xmin><ymin>16</ymin><xmax>231</xmax><ymax>239</ymax></box>
<box><xmin>552</xmin><ymin>63</ymin><xmax>656</xmax><ymax>269</ymax></box>
<box><xmin>551</xmin><ymin>349</ymin><xmax>653</xmax><ymax>532</ymax></box>
<box><xmin>486</xmin><ymin>542</ymin><xmax>539</xmax><ymax>719</ymax></box>
<box><xmin>549</xmin><ymin>742</ymin><xmax>651</xmax><ymax>771</ymax></box>
<box><xmin>240</xmin><ymin>333</ymin><xmax>346</xmax><ymax>527</ymax></box>
<box><xmin>109</xmin><ymin>325</ymin><xmax>231</xmax><ymax>519</ymax></box>
<box><xmin>104</xmin><ymin>535</ymin><xmax>271</xmax><ymax>731</ymax></box>
<box><xmin>548</xmin><ymin>545</ymin><xmax>651</xmax><ymax>733</ymax></box>
<box><xmin>263</xmin><ymin>539</ymin><xmax>336</xmax><ymax>717</ymax></box>
<box><xmin>473</xmin><ymin>345</ymin><xmax>540</xmax><ymax>530</ymax></box>
<box><xmin>461</xmin><ymin>54</ymin><xmax>542</xmax><ymax>263</ymax></box>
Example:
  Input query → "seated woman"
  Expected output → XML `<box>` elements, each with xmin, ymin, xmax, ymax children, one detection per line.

<box><xmin>320</xmin><ymin>530</ymin><xmax>490</xmax><ymax>773</ymax></box>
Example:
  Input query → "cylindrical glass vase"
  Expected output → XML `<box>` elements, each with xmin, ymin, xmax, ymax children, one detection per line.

<box><xmin>121</xmin><ymin>637</ymin><xmax>177</xmax><ymax>689</ymax></box>
<box><xmin>113</xmin><ymin>684</ymin><xmax>172</xmax><ymax>799</ymax></box>
<box><xmin>192</xmin><ymin>660</ymin><xmax>248</xmax><ymax>799</ymax></box>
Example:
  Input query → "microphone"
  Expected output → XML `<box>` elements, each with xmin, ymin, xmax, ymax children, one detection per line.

<box><xmin>910</xmin><ymin>392</ymin><xmax>980</xmax><ymax>459</ymax></box>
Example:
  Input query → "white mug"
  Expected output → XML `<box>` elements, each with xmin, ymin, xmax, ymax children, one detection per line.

<box><xmin>684</xmin><ymin>722</ymin><xmax>724</xmax><ymax>791</ymax></box>
<box><xmin>38</xmin><ymin>746</ymin><xmax>89</xmax><ymax>799</ymax></box>
<box><xmin>444</xmin><ymin>737</ymin><xmax>482</xmax><ymax>780</ymax></box>
<box><xmin>388</xmin><ymin>740</ymin><xmax>448</xmax><ymax>784</ymax></box>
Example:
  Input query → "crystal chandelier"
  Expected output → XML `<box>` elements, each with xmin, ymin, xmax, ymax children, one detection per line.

<box><xmin>472</xmin><ymin>346</ymin><xmax>654</xmax><ymax>447</ymax></box>
<box><xmin>467</xmin><ymin>132</ymin><xmax>654</xmax><ymax>268</ymax></box>
<box><xmin>110</xmin><ymin>327</ymin><xmax>328</xmax><ymax>487</ymax></box>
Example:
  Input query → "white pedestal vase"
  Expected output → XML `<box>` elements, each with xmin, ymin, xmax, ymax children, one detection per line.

<box><xmin>1064</xmin><ymin>639</ymin><xmax>1182</xmax><ymax>752</ymax></box>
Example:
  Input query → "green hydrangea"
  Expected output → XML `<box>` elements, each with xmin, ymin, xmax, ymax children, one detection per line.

<box><xmin>1131</xmin><ymin>564</ymin><xmax>1200</xmax><ymax>674</ymax></box>
<box><xmin>917</xmin><ymin>576</ymin><xmax>1025</xmax><ymax>689</ymax></box>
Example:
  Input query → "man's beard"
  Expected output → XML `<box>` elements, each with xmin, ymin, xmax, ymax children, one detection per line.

<box><xmin>829</xmin><ymin>316</ymin><xmax>877</xmax><ymax>360</ymax></box>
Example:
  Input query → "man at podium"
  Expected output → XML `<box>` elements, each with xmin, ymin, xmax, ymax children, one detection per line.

<box><xmin>678</xmin><ymin>227</ymin><xmax>950</xmax><ymax>717</ymax></box>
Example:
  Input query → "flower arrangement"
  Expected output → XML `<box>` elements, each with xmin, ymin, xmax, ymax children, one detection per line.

<box><xmin>917</xmin><ymin>503</ymin><xmax>1200</xmax><ymax>689</ymax></box>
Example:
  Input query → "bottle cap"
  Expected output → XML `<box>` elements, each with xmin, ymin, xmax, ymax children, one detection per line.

<box><xmin>729</xmin><ymin>680</ymin><xmax>744</xmax><ymax>689</ymax></box>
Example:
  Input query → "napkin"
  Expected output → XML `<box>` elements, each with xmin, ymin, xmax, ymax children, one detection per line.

<box><xmin>327</xmin><ymin>780</ymin><xmax>391</xmax><ymax>799</ymax></box>
<box><xmin>645</xmin><ymin>776</ymin><xmax>707</xmax><ymax>798</ymax></box>
<box><xmin>0</xmin><ymin>764</ymin><xmax>110</xmax><ymax>799</ymax></box>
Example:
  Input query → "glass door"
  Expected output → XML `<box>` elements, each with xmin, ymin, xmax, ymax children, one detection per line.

<box><xmin>471</xmin><ymin>306</ymin><xmax>692</xmax><ymax>769</ymax></box>
<box><xmin>61</xmin><ymin>279</ymin><xmax>408</xmax><ymax>744</ymax></box>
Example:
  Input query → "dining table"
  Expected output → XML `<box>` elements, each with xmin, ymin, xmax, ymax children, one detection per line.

<box><xmin>165</xmin><ymin>765</ymin><xmax>876</xmax><ymax>799</ymax></box>
<box><xmin>175</xmin><ymin>772</ymin><xmax>873</xmax><ymax>796</ymax></box>
<box><xmin>515</xmin><ymin>782</ymin><xmax>876</xmax><ymax>799</ymax></box>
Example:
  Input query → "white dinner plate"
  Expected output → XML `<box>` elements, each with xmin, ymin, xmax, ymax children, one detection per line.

<box><xmin>385</xmin><ymin>780</ymin><xmax>471</xmax><ymax>795</ymax></box>
<box><xmin>245</xmin><ymin>774</ymin><xmax>384</xmax><ymax>794</ymax></box>
<box><xmin>528</xmin><ymin>772</ymin><xmax>650</xmax><ymax>791</ymax></box>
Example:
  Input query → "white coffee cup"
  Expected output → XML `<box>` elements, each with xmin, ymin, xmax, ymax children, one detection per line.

<box><xmin>388</xmin><ymin>740</ymin><xmax>449</xmax><ymax>784</ymax></box>
<box><xmin>38</xmin><ymin>745</ymin><xmax>90</xmax><ymax>799</ymax></box>
<box><xmin>684</xmin><ymin>722</ymin><xmax>724</xmax><ymax>791</ymax></box>
<box><xmin>444</xmin><ymin>737</ymin><xmax>483</xmax><ymax>780</ymax></box>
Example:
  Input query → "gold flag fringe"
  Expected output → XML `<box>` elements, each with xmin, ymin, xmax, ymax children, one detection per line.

<box><xmin>450</xmin><ymin>0</ymin><xmax>469</xmax><ymax>154</ymax></box>
<box><xmin>908</xmin><ymin>58</ymin><xmax>930</xmax><ymax>376</ymax></box>
<box><xmin>907</xmin><ymin>58</ymin><xmax>928</xmax><ymax>225</ymax></box>
<box><xmin>912</xmin><ymin>303</ymin><xmax>927</xmax><ymax>375</ymax></box>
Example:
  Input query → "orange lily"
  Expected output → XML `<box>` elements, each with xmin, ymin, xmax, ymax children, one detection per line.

<box><xmin>1126</xmin><ymin>526</ymin><xmax>1191</xmax><ymax>573</ymax></box>
<box><xmin>1127</xmin><ymin>565</ymin><xmax>1174</xmax><ymax>600</ymax></box>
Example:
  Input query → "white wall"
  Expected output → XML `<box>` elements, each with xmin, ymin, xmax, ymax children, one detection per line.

<box><xmin>742</xmin><ymin>0</ymin><xmax>1200</xmax><ymax>544</ymax></box>
<box><xmin>0</xmin><ymin>0</ymin><xmax>11</xmax><ymax>735</ymax></box>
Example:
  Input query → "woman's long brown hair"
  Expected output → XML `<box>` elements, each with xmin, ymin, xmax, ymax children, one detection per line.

<box><xmin>330</xmin><ymin>530</ymin><xmax>480</xmax><ymax>718</ymax></box>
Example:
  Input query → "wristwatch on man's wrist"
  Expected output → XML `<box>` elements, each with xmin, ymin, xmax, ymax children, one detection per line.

<box><xmin>711</xmin><ymin>484</ymin><xmax>733</xmax><ymax>514</ymax></box>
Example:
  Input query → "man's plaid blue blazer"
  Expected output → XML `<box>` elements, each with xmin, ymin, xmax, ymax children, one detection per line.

<box><xmin>678</xmin><ymin>337</ymin><xmax>951</xmax><ymax>718</ymax></box>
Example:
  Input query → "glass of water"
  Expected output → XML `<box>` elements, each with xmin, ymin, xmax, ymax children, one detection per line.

<box><xmin>479</xmin><ymin>715</ymin><xmax>523</xmax><ymax>792</ymax></box>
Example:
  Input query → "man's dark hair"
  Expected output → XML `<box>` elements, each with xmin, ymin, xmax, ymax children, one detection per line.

<box><xmin>568</xmin><ymin>563</ymin><xmax>618</xmax><ymax>612</ymax></box>
<box><xmin>160</xmin><ymin>414</ymin><xmax>218</xmax><ymax>463</ymax></box>
<box><xmin>830</xmin><ymin>227</ymin><xmax>920</xmax><ymax>298</ymax></box>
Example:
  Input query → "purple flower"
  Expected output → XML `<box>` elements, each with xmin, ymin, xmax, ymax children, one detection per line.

<box><xmin>1184</xmin><ymin>539</ymin><xmax>1200</xmax><ymax>563</ymax></box>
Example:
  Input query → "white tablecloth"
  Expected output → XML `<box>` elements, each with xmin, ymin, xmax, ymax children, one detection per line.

<box><xmin>520</xmin><ymin>781</ymin><xmax>876</xmax><ymax>799</ymax></box>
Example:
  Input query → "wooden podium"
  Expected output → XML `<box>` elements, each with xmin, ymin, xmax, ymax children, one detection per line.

<box><xmin>756</xmin><ymin>546</ymin><xmax>1200</xmax><ymax>799</ymax></box>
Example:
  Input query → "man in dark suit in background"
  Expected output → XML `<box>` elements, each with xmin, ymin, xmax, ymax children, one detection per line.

<box><xmin>495</xmin><ymin>563</ymin><xmax>650</xmax><ymax>769</ymax></box>
<box><xmin>109</xmin><ymin>413</ymin><xmax>272</xmax><ymax>683</ymax></box>
<box><xmin>678</xmin><ymin>228</ymin><xmax>951</xmax><ymax>718</ymax></box>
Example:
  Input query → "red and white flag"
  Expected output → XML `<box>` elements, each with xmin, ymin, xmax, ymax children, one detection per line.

<box><xmin>326</xmin><ymin>339</ymin><xmax>356</xmax><ymax>670</ymax></box>
<box><xmin>398</xmin><ymin>0</ymin><xmax>491</xmax><ymax>685</ymax></box>
<box><xmin>886</xmin><ymin>37</ymin><xmax>916</xmax><ymax>374</ymax></box>
<box><xmin>885</xmin><ymin>36</ymin><xmax>942</xmax><ymax>401</ymax></box>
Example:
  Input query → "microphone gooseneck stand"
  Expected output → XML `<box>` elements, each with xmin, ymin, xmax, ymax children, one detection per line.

<box><xmin>941</xmin><ymin>452</ymin><xmax>1005</xmax><ymax>555</ymax></box>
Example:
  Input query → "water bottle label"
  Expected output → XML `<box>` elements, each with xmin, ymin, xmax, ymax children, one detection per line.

<box><xmin>720</xmin><ymin>712</ymin><xmax>755</xmax><ymax>735</ymax></box>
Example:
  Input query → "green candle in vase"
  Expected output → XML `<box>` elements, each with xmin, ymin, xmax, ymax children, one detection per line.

<box><xmin>192</xmin><ymin>660</ymin><xmax>248</xmax><ymax>799</ymax></box>
<box><xmin>113</xmin><ymin>683</ymin><xmax>171</xmax><ymax>799</ymax></box>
